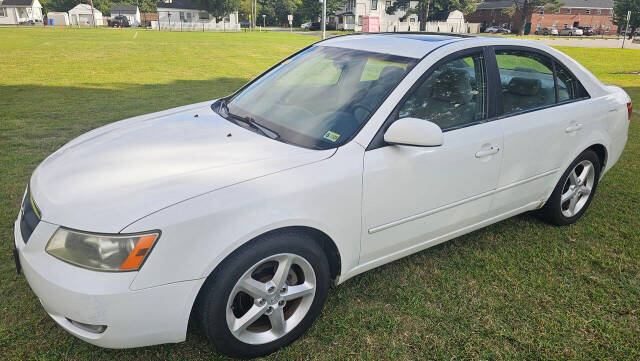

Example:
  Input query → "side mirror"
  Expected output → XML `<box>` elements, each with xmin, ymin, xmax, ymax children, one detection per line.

<box><xmin>383</xmin><ymin>117</ymin><xmax>444</xmax><ymax>147</ymax></box>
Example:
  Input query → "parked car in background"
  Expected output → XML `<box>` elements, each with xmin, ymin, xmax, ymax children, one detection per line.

<box><xmin>559</xmin><ymin>27</ymin><xmax>583</xmax><ymax>36</ymax></box>
<box><xmin>309</xmin><ymin>21</ymin><xmax>336</xmax><ymax>31</ymax></box>
<box><xmin>485</xmin><ymin>25</ymin><xmax>511</xmax><ymax>34</ymax></box>
<box><xmin>535</xmin><ymin>27</ymin><xmax>558</xmax><ymax>36</ymax></box>
<box><xmin>579</xmin><ymin>26</ymin><xmax>595</xmax><ymax>36</ymax></box>
<box><xmin>239</xmin><ymin>21</ymin><xmax>250</xmax><ymax>28</ymax></box>
<box><xmin>14</xmin><ymin>34</ymin><xmax>631</xmax><ymax>359</ymax></box>
<box><xmin>301</xmin><ymin>22</ymin><xmax>311</xmax><ymax>29</ymax></box>
<box><xmin>108</xmin><ymin>15</ymin><xmax>130</xmax><ymax>27</ymax></box>
<box><xmin>19</xmin><ymin>19</ymin><xmax>43</xmax><ymax>25</ymax></box>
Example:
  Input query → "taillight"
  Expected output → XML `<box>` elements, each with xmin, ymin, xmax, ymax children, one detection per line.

<box><xmin>628</xmin><ymin>102</ymin><xmax>633</xmax><ymax>121</ymax></box>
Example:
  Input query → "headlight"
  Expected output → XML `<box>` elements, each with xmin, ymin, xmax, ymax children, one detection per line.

<box><xmin>46</xmin><ymin>228</ymin><xmax>159</xmax><ymax>271</ymax></box>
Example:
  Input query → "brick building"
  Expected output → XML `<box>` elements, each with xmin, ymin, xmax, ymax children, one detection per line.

<box><xmin>467</xmin><ymin>0</ymin><xmax>617</xmax><ymax>35</ymax></box>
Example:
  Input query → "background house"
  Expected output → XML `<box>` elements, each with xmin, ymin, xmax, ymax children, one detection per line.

<box><xmin>46</xmin><ymin>11</ymin><xmax>69</xmax><ymax>25</ymax></box>
<box><xmin>110</xmin><ymin>4</ymin><xmax>141</xmax><ymax>26</ymax></box>
<box><xmin>329</xmin><ymin>0</ymin><xmax>420</xmax><ymax>32</ymax></box>
<box><xmin>467</xmin><ymin>0</ymin><xmax>617</xmax><ymax>34</ymax></box>
<box><xmin>68</xmin><ymin>4</ymin><xmax>103</xmax><ymax>26</ymax></box>
<box><xmin>154</xmin><ymin>0</ymin><xmax>239</xmax><ymax>31</ymax></box>
<box><xmin>0</xmin><ymin>0</ymin><xmax>43</xmax><ymax>25</ymax></box>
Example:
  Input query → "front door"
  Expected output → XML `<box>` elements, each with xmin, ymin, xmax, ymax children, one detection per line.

<box><xmin>360</xmin><ymin>49</ymin><xmax>503</xmax><ymax>264</ymax></box>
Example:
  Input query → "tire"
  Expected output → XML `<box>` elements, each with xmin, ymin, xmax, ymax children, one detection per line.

<box><xmin>196</xmin><ymin>230</ymin><xmax>331</xmax><ymax>358</ymax></box>
<box><xmin>537</xmin><ymin>150</ymin><xmax>601</xmax><ymax>226</ymax></box>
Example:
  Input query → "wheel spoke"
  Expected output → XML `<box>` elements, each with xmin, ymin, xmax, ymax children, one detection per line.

<box><xmin>561</xmin><ymin>188</ymin><xmax>576</xmax><ymax>204</ymax></box>
<box><xmin>578</xmin><ymin>163</ymin><xmax>593</xmax><ymax>184</ymax></box>
<box><xmin>239</xmin><ymin>276</ymin><xmax>268</xmax><ymax>299</ymax></box>
<box><xmin>272</xmin><ymin>254</ymin><xmax>293</xmax><ymax>289</ymax></box>
<box><xmin>568</xmin><ymin>195</ymin><xmax>579</xmax><ymax>216</ymax></box>
<box><xmin>282</xmin><ymin>283</ymin><xmax>314</xmax><ymax>301</ymax></box>
<box><xmin>269</xmin><ymin>307</ymin><xmax>286</xmax><ymax>336</ymax></box>
<box><xmin>569</xmin><ymin>170</ymin><xmax>579</xmax><ymax>186</ymax></box>
<box><xmin>230</xmin><ymin>305</ymin><xmax>266</xmax><ymax>335</ymax></box>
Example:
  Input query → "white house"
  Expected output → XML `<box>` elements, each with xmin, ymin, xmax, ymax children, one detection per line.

<box><xmin>0</xmin><ymin>0</ymin><xmax>43</xmax><ymax>25</ymax></box>
<box><xmin>328</xmin><ymin>0</ymin><xmax>420</xmax><ymax>32</ymax></box>
<box><xmin>154</xmin><ymin>0</ymin><xmax>239</xmax><ymax>31</ymax></box>
<box><xmin>68</xmin><ymin>4</ymin><xmax>104</xmax><ymax>26</ymax></box>
<box><xmin>110</xmin><ymin>4</ymin><xmax>141</xmax><ymax>26</ymax></box>
<box><xmin>46</xmin><ymin>11</ymin><xmax>70</xmax><ymax>26</ymax></box>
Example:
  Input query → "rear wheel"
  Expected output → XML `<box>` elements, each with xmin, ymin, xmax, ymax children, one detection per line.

<box><xmin>537</xmin><ymin>150</ymin><xmax>601</xmax><ymax>225</ymax></box>
<box><xmin>197</xmin><ymin>230</ymin><xmax>330</xmax><ymax>358</ymax></box>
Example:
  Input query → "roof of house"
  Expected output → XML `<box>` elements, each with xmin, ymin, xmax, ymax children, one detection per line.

<box><xmin>477</xmin><ymin>0</ymin><xmax>613</xmax><ymax>10</ymax></box>
<box><xmin>1</xmin><ymin>0</ymin><xmax>36</xmax><ymax>6</ymax></box>
<box><xmin>111</xmin><ymin>4</ymin><xmax>138</xmax><ymax>13</ymax></box>
<box><xmin>156</xmin><ymin>0</ymin><xmax>207</xmax><ymax>10</ymax></box>
<box><xmin>68</xmin><ymin>4</ymin><xmax>103</xmax><ymax>14</ymax></box>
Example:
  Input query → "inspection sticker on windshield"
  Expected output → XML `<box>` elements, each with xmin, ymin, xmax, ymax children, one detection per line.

<box><xmin>323</xmin><ymin>131</ymin><xmax>341</xmax><ymax>142</ymax></box>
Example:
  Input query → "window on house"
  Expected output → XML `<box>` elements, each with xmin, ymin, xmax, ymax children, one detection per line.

<box><xmin>594</xmin><ymin>23</ymin><xmax>599</xmax><ymax>29</ymax></box>
<box><xmin>386</xmin><ymin>0</ymin><xmax>391</xmax><ymax>7</ymax></box>
<box><xmin>0</xmin><ymin>8</ymin><xmax>6</xmax><ymax>17</ymax></box>
<box><xmin>555</xmin><ymin>8</ymin><xmax>560</xmax><ymax>14</ymax></box>
<box><xmin>539</xmin><ymin>8</ymin><xmax>543</xmax><ymax>15</ymax></box>
<box><xmin>537</xmin><ymin>23</ymin><xmax>541</xmax><ymax>30</ymax></box>
<box><xmin>606</xmin><ymin>24</ymin><xmax>610</xmax><ymax>30</ymax></box>
<box><xmin>199</xmin><ymin>11</ymin><xmax>209</xmax><ymax>20</ymax></box>
<box><xmin>372</xmin><ymin>0</ymin><xmax>377</xmax><ymax>10</ymax></box>
<box><xmin>564</xmin><ymin>24</ymin><xmax>568</xmax><ymax>29</ymax></box>
<box><xmin>398</xmin><ymin>52</ymin><xmax>487</xmax><ymax>130</ymax></box>
<box><xmin>566</xmin><ymin>9</ymin><xmax>571</xmax><ymax>14</ymax></box>
<box><xmin>597</xmin><ymin>9</ymin><xmax>601</xmax><ymax>15</ymax></box>
<box><xmin>585</xmin><ymin>9</ymin><xmax>590</xmax><ymax>15</ymax></box>
<box><xmin>552</xmin><ymin>22</ymin><xmax>558</xmax><ymax>29</ymax></box>
<box><xmin>609</xmin><ymin>12</ymin><xmax>613</xmax><ymax>18</ymax></box>
<box><xmin>495</xmin><ymin>50</ymin><xmax>555</xmax><ymax>115</ymax></box>
<box><xmin>410</xmin><ymin>18</ymin><xmax>416</xmax><ymax>23</ymax></box>
<box><xmin>358</xmin><ymin>15</ymin><xmax>362</xmax><ymax>25</ymax></box>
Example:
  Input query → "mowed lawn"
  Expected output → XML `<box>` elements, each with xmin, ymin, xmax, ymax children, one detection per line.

<box><xmin>1</xmin><ymin>28</ymin><xmax>639</xmax><ymax>361</ymax></box>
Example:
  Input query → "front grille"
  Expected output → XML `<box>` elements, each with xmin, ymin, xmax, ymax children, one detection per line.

<box><xmin>20</xmin><ymin>187</ymin><xmax>41</xmax><ymax>243</ymax></box>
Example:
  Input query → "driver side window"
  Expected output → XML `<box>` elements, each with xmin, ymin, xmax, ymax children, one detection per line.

<box><xmin>398</xmin><ymin>52</ymin><xmax>487</xmax><ymax>130</ymax></box>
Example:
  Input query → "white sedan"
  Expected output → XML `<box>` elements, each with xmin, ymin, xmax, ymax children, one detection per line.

<box><xmin>14</xmin><ymin>34</ymin><xmax>631</xmax><ymax>358</ymax></box>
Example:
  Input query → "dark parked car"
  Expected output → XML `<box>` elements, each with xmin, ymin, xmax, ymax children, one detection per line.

<box><xmin>108</xmin><ymin>15</ymin><xmax>130</xmax><ymax>27</ymax></box>
<box><xmin>19</xmin><ymin>19</ymin><xmax>43</xmax><ymax>25</ymax></box>
<box><xmin>309</xmin><ymin>21</ymin><xmax>336</xmax><ymax>31</ymax></box>
<box><xmin>579</xmin><ymin>26</ymin><xmax>595</xmax><ymax>36</ymax></box>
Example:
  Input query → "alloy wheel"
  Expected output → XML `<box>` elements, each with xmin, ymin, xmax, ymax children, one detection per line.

<box><xmin>560</xmin><ymin>160</ymin><xmax>595</xmax><ymax>218</ymax></box>
<box><xmin>225</xmin><ymin>253</ymin><xmax>316</xmax><ymax>345</ymax></box>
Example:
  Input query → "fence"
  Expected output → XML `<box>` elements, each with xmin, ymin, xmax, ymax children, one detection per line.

<box><xmin>379</xmin><ymin>21</ymin><xmax>481</xmax><ymax>34</ymax></box>
<box><xmin>151</xmin><ymin>20</ymin><xmax>240</xmax><ymax>32</ymax></box>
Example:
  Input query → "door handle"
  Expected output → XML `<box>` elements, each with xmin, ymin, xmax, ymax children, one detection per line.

<box><xmin>475</xmin><ymin>145</ymin><xmax>500</xmax><ymax>158</ymax></box>
<box><xmin>565</xmin><ymin>123</ymin><xmax>583</xmax><ymax>133</ymax></box>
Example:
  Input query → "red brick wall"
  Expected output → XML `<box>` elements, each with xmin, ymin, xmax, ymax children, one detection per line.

<box><xmin>467</xmin><ymin>7</ymin><xmax>618</xmax><ymax>34</ymax></box>
<box><xmin>530</xmin><ymin>8</ymin><xmax>617</xmax><ymax>34</ymax></box>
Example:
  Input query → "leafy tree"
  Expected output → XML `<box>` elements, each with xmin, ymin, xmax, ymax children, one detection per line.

<box><xmin>199</xmin><ymin>0</ymin><xmax>241</xmax><ymax>19</ymax></box>
<box><xmin>613</xmin><ymin>0</ymin><xmax>640</xmax><ymax>39</ymax></box>
<box><xmin>296</xmin><ymin>0</ymin><xmax>343</xmax><ymax>23</ymax></box>
<box><xmin>386</xmin><ymin>0</ymin><xmax>477</xmax><ymax>31</ymax></box>
<box><xmin>504</xmin><ymin>0</ymin><xmax>563</xmax><ymax>35</ymax></box>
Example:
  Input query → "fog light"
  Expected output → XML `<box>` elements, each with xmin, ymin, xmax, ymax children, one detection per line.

<box><xmin>66</xmin><ymin>318</ymin><xmax>107</xmax><ymax>334</ymax></box>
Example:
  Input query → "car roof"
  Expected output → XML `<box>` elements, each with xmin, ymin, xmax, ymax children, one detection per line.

<box><xmin>318</xmin><ymin>33</ymin><xmax>551</xmax><ymax>59</ymax></box>
<box><xmin>319</xmin><ymin>33</ymin><xmax>466</xmax><ymax>58</ymax></box>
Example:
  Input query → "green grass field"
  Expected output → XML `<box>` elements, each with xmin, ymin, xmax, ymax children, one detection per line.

<box><xmin>1</xmin><ymin>28</ymin><xmax>639</xmax><ymax>360</ymax></box>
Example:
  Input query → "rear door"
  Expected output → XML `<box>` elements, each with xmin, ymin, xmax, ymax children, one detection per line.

<box><xmin>490</xmin><ymin>46</ymin><xmax>592</xmax><ymax>214</ymax></box>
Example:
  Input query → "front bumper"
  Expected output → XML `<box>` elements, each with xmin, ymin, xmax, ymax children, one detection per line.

<box><xmin>14</xmin><ymin>218</ymin><xmax>204</xmax><ymax>348</ymax></box>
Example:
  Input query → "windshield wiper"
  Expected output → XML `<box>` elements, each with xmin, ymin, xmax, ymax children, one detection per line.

<box><xmin>219</xmin><ymin>100</ymin><xmax>280</xmax><ymax>140</ymax></box>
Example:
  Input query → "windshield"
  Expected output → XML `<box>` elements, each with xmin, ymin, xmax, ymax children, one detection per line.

<box><xmin>220</xmin><ymin>46</ymin><xmax>418</xmax><ymax>149</ymax></box>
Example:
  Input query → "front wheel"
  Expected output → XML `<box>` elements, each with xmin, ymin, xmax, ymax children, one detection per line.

<box><xmin>196</xmin><ymin>230</ymin><xmax>330</xmax><ymax>358</ymax></box>
<box><xmin>537</xmin><ymin>150</ymin><xmax>601</xmax><ymax>225</ymax></box>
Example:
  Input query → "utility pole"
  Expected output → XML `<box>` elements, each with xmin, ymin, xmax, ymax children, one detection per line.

<box><xmin>88</xmin><ymin>0</ymin><xmax>96</xmax><ymax>28</ymax></box>
<box><xmin>421</xmin><ymin>0</ymin><xmax>430</xmax><ymax>32</ymax></box>
<box><xmin>321</xmin><ymin>0</ymin><xmax>326</xmax><ymax>39</ymax></box>
<box><xmin>622</xmin><ymin>10</ymin><xmax>631</xmax><ymax>49</ymax></box>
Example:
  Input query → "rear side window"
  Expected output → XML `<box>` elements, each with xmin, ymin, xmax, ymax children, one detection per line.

<box><xmin>495</xmin><ymin>50</ymin><xmax>556</xmax><ymax>115</ymax></box>
<box><xmin>556</xmin><ymin>63</ymin><xmax>588</xmax><ymax>102</ymax></box>
<box><xmin>397</xmin><ymin>52</ymin><xmax>487</xmax><ymax>130</ymax></box>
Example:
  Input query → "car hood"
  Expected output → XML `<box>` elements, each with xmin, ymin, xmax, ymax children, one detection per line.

<box><xmin>31</xmin><ymin>100</ymin><xmax>334</xmax><ymax>233</ymax></box>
